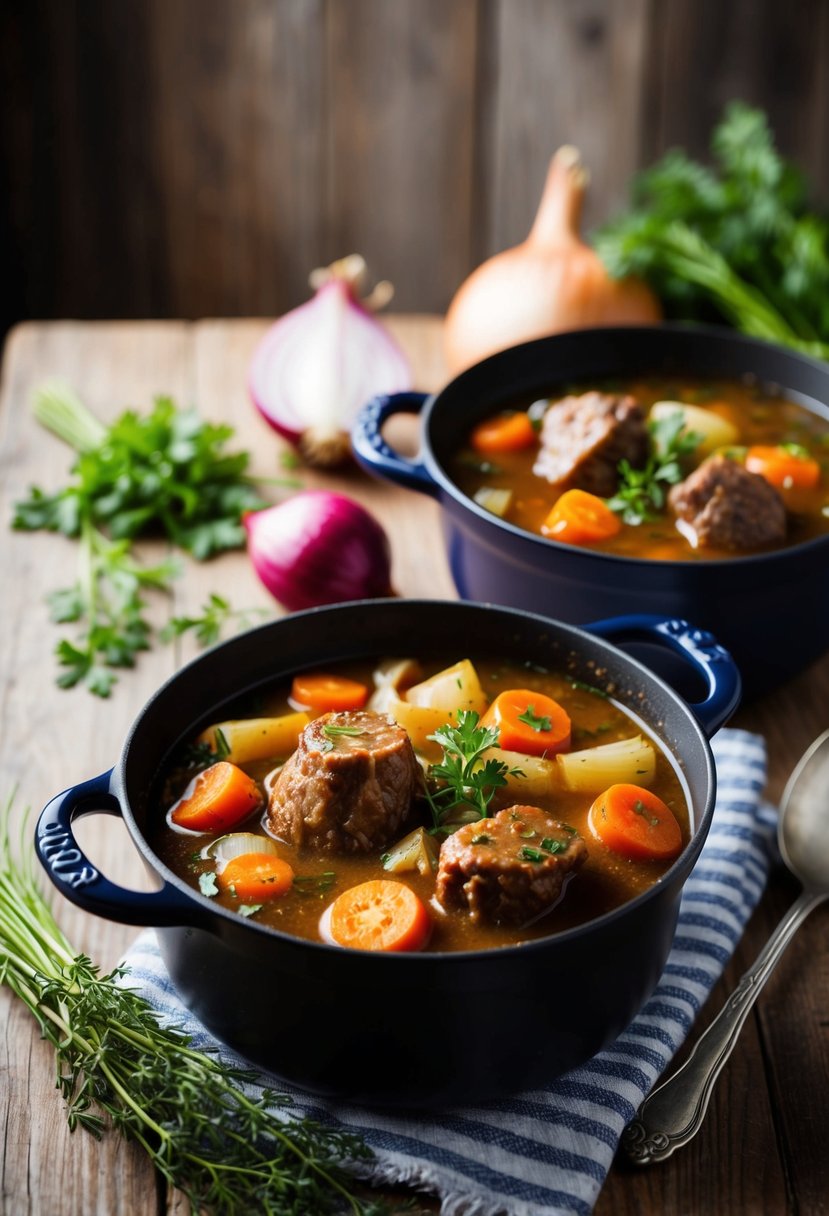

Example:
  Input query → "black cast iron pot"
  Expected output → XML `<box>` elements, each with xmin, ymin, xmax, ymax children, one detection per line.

<box><xmin>35</xmin><ymin>600</ymin><xmax>739</xmax><ymax>1109</ymax></box>
<box><xmin>352</xmin><ymin>324</ymin><xmax>829</xmax><ymax>697</ymax></box>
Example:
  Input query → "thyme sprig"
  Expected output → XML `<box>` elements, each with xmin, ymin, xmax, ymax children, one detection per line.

<box><xmin>0</xmin><ymin>795</ymin><xmax>388</xmax><ymax>1215</ymax></box>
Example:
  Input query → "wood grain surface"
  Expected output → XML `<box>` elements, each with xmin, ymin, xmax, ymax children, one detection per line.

<box><xmin>1</xmin><ymin>317</ymin><xmax>827</xmax><ymax>1216</ymax></box>
<box><xmin>4</xmin><ymin>1</ymin><xmax>829</xmax><ymax>333</ymax></box>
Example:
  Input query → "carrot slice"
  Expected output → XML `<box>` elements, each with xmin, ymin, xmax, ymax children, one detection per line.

<box><xmin>745</xmin><ymin>444</ymin><xmax>821</xmax><ymax>490</ymax></box>
<box><xmin>541</xmin><ymin>489</ymin><xmax>622</xmax><ymax>545</ymax></box>
<box><xmin>218</xmin><ymin>853</ymin><xmax>295</xmax><ymax>902</ymax></box>
<box><xmin>480</xmin><ymin>688</ymin><xmax>571</xmax><ymax>757</ymax></box>
<box><xmin>471</xmin><ymin>412</ymin><xmax>536</xmax><ymax>454</ymax></box>
<box><xmin>587</xmin><ymin>783</ymin><xmax>682</xmax><ymax>862</ymax></box>
<box><xmin>329</xmin><ymin>879</ymin><xmax>431</xmax><ymax>952</ymax></box>
<box><xmin>290</xmin><ymin>672</ymin><xmax>369</xmax><ymax>712</ymax></box>
<box><xmin>170</xmin><ymin>762</ymin><xmax>262</xmax><ymax>833</ymax></box>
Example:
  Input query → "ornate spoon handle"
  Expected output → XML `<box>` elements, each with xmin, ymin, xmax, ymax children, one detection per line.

<box><xmin>623</xmin><ymin>889</ymin><xmax>825</xmax><ymax>1164</ymax></box>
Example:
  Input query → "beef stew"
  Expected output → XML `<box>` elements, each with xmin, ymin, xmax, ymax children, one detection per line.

<box><xmin>450</xmin><ymin>375</ymin><xmax>829</xmax><ymax>559</ymax></box>
<box><xmin>152</xmin><ymin>654</ymin><xmax>690</xmax><ymax>953</ymax></box>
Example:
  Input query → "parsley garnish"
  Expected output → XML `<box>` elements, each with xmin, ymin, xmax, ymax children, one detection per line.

<box><xmin>521</xmin><ymin>838</ymin><xmax>567</xmax><ymax>863</ymax></box>
<box><xmin>520</xmin><ymin>847</ymin><xmax>544</xmax><ymax>863</ymax></box>
<box><xmin>517</xmin><ymin>704</ymin><xmax>553</xmax><ymax>733</ymax></box>
<box><xmin>424</xmin><ymin>710</ymin><xmax>523</xmax><ymax>834</ymax></box>
<box><xmin>606</xmin><ymin>410</ymin><xmax>702</xmax><ymax>525</ymax></box>
<box><xmin>321</xmin><ymin>724</ymin><xmax>365</xmax><ymax>739</ymax></box>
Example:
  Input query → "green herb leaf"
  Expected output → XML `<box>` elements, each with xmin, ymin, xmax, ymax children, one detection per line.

<box><xmin>321</xmin><ymin>724</ymin><xmax>365</xmax><ymax>740</ymax></box>
<box><xmin>13</xmin><ymin>385</ymin><xmax>288</xmax><ymax>697</ymax></box>
<box><xmin>423</xmin><ymin>710</ymin><xmax>522</xmax><ymax>834</ymax></box>
<box><xmin>606</xmin><ymin>410</ymin><xmax>702</xmax><ymax>526</ymax></box>
<box><xmin>517</xmin><ymin>704</ymin><xmax>553</xmax><ymax>732</ymax></box>
<box><xmin>595</xmin><ymin>102</ymin><xmax>829</xmax><ymax>360</ymax></box>
<box><xmin>161</xmin><ymin>594</ymin><xmax>269</xmax><ymax>648</ymax></box>
<box><xmin>292</xmin><ymin>872</ymin><xmax>337</xmax><ymax>897</ymax></box>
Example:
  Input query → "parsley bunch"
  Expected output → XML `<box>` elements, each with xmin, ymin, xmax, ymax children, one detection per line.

<box><xmin>595</xmin><ymin>102</ymin><xmax>829</xmax><ymax>358</ymax></box>
<box><xmin>606</xmin><ymin>409</ymin><xmax>701</xmax><ymax>526</ymax></box>
<box><xmin>12</xmin><ymin>382</ymin><xmax>275</xmax><ymax>695</ymax></box>
<box><xmin>424</xmin><ymin>710</ymin><xmax>522</xmax><ymax>834</ymax></box>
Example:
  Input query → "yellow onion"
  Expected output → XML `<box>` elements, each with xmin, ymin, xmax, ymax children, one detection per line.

<box><xmin>444</xmin><ymin>147</ymin><xmax>661</xmax><ymax>375</ymax></box>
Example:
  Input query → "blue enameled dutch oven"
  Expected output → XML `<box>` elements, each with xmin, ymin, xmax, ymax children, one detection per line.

<box><xmin>35</xmin><ymin>600</ymin><xmax>739</xmax><ymax>1109</ymax></box>
<box><xmin>351</xmin><ymin>324</ymin><xmax>829</xmax><ymax>697</ymax></box>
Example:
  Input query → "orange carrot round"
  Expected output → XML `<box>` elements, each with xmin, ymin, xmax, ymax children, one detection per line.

<box><xmin>290</xmin><ymin>672</ymin><xmax>369</xmax><ymax>712</ymax></box>
<box><xmin>587</xmin><ymin>783</ymin><xmax>682</xmax><ymax>861</ymax></box>
<box><xmin>218</xmin><ymin>853</ymin><xmax>295</xmax><ymax>902</ymax></box>
<box><xmin>745</xmin><ymin>445</ymin><xmax>821</xmax><ymax>491</ymax></box>
<box><xmin>471</xmin><ymin>411</ymin><xmax>537</xmax><ymax>454</ymax></box>
<box><xmin>170</xmin><ymin>762</ymin><xmax>262</xmax><ymax>834</ymax></box>
<box><xmin>329</xmin><ymin>879</ymin><xmax>431</xmax><ymax>952</ymax></box>
<box><xmin>541</xmin><ymin>488</ymin><xmax>622</xmax><ymax>545</ymax></box>
<box><xmin>480</xmin><ymin>688</ymin><xmax>571</xmax><ymax>756</ymax></box>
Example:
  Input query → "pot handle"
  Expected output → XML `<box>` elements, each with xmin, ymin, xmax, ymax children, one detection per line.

<box><xmin>585</xmin><ymin>615</ymin><xmax>741</xmax><ymax>737</ymax></box>
<box><xmin>35</xmin><ymin>770</ymin><xmax>198</xmax><ymax>926</ymax></box>
<box><xmin>351</xmin><ymin>391</ymin><xmax>440</xmax><ymax>496</ymax></box>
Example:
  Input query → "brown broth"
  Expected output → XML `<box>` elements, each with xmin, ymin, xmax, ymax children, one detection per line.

<box><xmin>450</xmin><ymin>376</ymin><xmax>829</xmax><ymax>559</ymax></box>
<box><xmin>150</xmin><ymin>657</ymin><xmax>690</xmax><ymax>952</ymax></box>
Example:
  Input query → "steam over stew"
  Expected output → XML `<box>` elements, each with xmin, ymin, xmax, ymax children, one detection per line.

<box><xmin>451</xmin><ymin>375</ymin><xmax>829</xmax><ymax>558</ymax></box>
<box><xmin>153</xmin><ymin>656</ymin><xmax>690</xmax><ymax>953</ymax></box>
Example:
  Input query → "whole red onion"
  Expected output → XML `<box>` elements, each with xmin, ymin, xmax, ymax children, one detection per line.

<box><xmin>243</xmin><ymin>491</ymin><xmax>393</xmax><ymax>612</ymax></box>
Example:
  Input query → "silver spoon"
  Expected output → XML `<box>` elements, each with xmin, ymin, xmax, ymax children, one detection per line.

<box><xmin>623</xmin><ymin>728</ymin><xmax>829</xmax><ymax>1164</ymax></box>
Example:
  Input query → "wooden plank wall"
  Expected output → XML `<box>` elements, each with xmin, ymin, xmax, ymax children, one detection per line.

<box><xmin>2</xmin><ymin>0</ymin><xmax>828</xmax><ymax>334</ymax></box>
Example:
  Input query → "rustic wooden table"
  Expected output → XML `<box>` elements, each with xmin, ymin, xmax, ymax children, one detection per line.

<box><xmin>1</xmin><ymin>318</ymin><xmax>827</xmax><ymax>1216</ymax></box>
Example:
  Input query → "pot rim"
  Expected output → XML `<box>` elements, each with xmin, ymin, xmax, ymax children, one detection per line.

<box><xmin>117</xmin><ymin>598</ymin><xmax>719</xmax><ymax>963</ymax></box>
<box><xmin>421</xmin><ymin>321</ymin><xmax>829</xmax><ymax>569</ymax></box>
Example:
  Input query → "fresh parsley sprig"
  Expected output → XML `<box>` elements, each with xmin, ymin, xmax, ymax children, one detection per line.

<box><xmin>12</xmin><ymin>383</ymin><xmax>292</xmax><ymax>696</ymax></box>
<box><xmin>423</xmin><ymin>710</ymin><xmax>523</xmax><ymax>834</ymax></box>
<box><xmin>161</xmin><ymin>593</ymin><xmax>270</xmax><ymax>649</ymax></box>
<box><xmin>595</xmin><ymin>102</ymin><xmax>829</xmax><ymax>359</ymax></box>
<box><xmin>606</xmin><ymin>409</ymin><xmax>701</xmax><ymax>526</ymax></box>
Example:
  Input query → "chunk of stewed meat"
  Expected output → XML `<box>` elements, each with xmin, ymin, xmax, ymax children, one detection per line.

<box><xmin>668</xmin><ymin>454</ymin><xmax>786</xmax><ymax>550</ymax></box>
<box><xmin>267</xmin><ymin>711</ymin><xmax>418</xmax><ymax>853</ymax></box>
<box><xmin>436</xmin><ymin>805</ymin><xmax>588</xmax><ymax>926</ymax></box>
<box><xmin>533</xmin><ymin>392</ymin><xmax>649</xmax><ymax>497</ymax></box>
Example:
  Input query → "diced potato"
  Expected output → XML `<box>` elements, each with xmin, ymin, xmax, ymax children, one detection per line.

<box><xmin>557</xmin><ymin>735</ymin><xmax>656</xmax><ymax>793</ymax></box>
<box><xmin>196</xmin><ymin>712</ymin><xmax>310</xmax><ymax>765</ymax></box>
<box><xmin>473</xmin><ymin>486</ymin><xmax>513</xmax><ymax>517</ymax></box>
<box><xmin>387</xmin><ymin>696</ymin><xmax>454</xmax><ymax>759</ymax></box>
<box><xmin>650</xmin><ymin>400</ymin><xmax>739</xmax><ymax>456</ymax></box>
<box><xmin>382</xmin><ymin>827</ymin><xmax>439</xmax><ymax>876</ymax></box>
<box><xmin>479</xmin><ymin>747</ymin><xmax>560</xmax><ymax>798</ymax></box>
<box><xmin>405</xmin><ymin>659</ymin><xmax>488</xmax><ymax>716</ymax></box>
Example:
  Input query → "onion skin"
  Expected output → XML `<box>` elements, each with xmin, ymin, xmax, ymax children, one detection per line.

<box><xmin>244</xmin><ymin>491</ymin><xmax>394</xmax><ymax>612</ymax></box>
<box><xmin>444</xmin><ymin>147</ymin><xmax>661</xmax><ymax>376</ymax></box>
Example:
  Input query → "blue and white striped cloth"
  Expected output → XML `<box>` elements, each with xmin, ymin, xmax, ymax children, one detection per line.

<box><xmin>123</xmin><ymin>728</ymin><xmax>776</xmax><ymax>1216</ymax></box>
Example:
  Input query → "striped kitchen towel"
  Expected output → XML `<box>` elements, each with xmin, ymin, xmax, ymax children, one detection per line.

<box><xmin>122</xmin><ymin>728</ymin><xmax>776</xmax><ymax>1216</ymax></box>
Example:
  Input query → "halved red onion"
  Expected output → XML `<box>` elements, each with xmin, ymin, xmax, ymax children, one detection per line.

<box><xmin>248</xmin><ymin>256</ymin><xmax>411</xmax><ymax>468</ymax></box>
